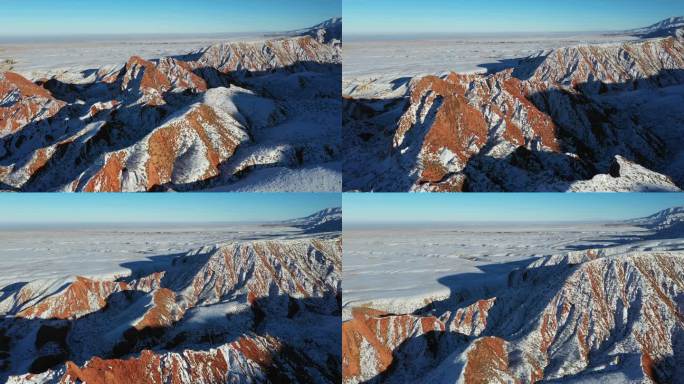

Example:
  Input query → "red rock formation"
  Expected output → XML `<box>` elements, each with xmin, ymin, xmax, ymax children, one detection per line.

<box><xmin>344</xmin><ymin>33</ymin><xmax>684</xmax><ymax>192</ymax></box>
<box><xmin>82</xmin><ymin>152</ymin><xmax>127</xmax><ymax>192</ymax></box>
<box><xmin>449</xmin><ymin>298</ymin><xmax>495</xmax><ymax>336</ymax></box>
<box><xmin>392</xmin><ymin>70</ymin><xmax>564</xmax><ymax>191</ymax></box>
<box><xmin>3</xmin><ymin>237</ymin><xmax>341</xmax><ymax>383</ymax></box>
<box><xmin>0</xmin><ymin>71</ymin><xmax>64</xmax><ymax>134</ymax></box>
<box><xmin>462</xmin><ymin>337</ymin><xmax>511</xmax><ymax>383</ymax></box>
<box><xmin>195</xmin><ymin>36</ymin><xmax>339</xmax><ymax>74</ymax></box>
<box><xmin>62</xmin><ymin>349</ymin><xmax>229</xmax><ymax>384</ymax></box>
<box><xmin>18</xmin><ymin>277</ymin><xmax>127</xmax><ymax>320</ymax></box>
<box><xmin>0</xmin><ymin>26</ymin><xmax>340</xmax><ymax>192</ymax></box>
<box><xmin>342</xmin><ymin>307</ymin><xmax>445</xmax><ymax>383</ymax></box>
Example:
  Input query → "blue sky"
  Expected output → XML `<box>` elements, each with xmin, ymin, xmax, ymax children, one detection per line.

<box><xmin>345</xmin><ymin>0</ymin><xmax>684</xmax><ymax>34</ymax></box>
<box><xmin>0</xmin><ymin>193</ymin><xmax>340</xmax><ymax>224</ymax></box>
<box><xmin>344</xmin><ymin>193</ymin><xmax>684</xmax><ymax>224</ymax></box>
<box><xmin>0</xmin><ymin>0</ymin><xmax>340</xmax><ymax>36</ymax></box>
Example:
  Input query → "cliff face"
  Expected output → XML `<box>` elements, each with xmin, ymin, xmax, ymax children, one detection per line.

<box><xmin>344</xmin><ymin>33</ymin><xmax>684</xmax><ymax>192</ymax></box>
<box><xmin>0</xmin><ymin>21</ymin><xmax>341</xmax><ymax>192</ymax></box>
<box><xmin>0</xmin><ymin>237</ymin><xmax>342</xmax><ymax>383</ymax></box>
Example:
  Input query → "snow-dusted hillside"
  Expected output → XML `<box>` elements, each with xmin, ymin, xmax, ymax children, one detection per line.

<box><xmin>627</xmin><ymin>206</ymin><xmax>684</xmax><ymax>232</ymax></box>
<box><xmin>282</xmin><ymin>207</ymin><xmax>342</xmax><ymax>233</ymax></box>
<box><xmin>342</xmin><ymin>208</ymin><xmax>684</xmax><ymax>383</ymax></box>
<box><xmin>343</xmin><ymin>18</ymin><xmax>684</xmax><ymax>192</ymax></box>
<box><xmin>342</xmin><ymin>207</ymin><xmax>684</xmax><ymax>383</ymax></box>
<box><xmin>0</xmin><ymin>19</ymin><xmax>342</xmax><ymax>192</ymax></box>
<box><xmin>283</xmin><ymin>18</ymin><xmax>342</xmax><ymax>45</ymax></box>
<box><xmin>0</xmin><ymin>229</ymin><xmax>342</xmax><ymax>383</ymax></box>
<box><xmin>344</xmin><ymin>251</ymin><xmax>684</xmax><ymax>384</ymax></box>
<box><xmin>626</xmin><ymin>16</ymin><xmax>684</xmax><ymax>38</ymax></box>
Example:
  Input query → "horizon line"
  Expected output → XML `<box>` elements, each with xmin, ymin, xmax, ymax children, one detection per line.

<box><xmin>0</xmin><ymin>220</ymin><xmax>276</xmax><ymax>225</ymax></box>
<box><xmin>344</xmin><ymin>29</ymin><xmax>628</xmax><ymax>36</ymax></box>
<box><xmin>344</xmin><ymin>218</ymin><xmax>627</xmax><ymax>225</ymax></box>
<box><xmin>0</xmin><ymin>16</ymin><xmax>342</xmax><ymax>39</ymax></box>
<box><xmin>343</xmin><ymin>14</ymin><xmax>683</xmax><ymax>36</ymax></box>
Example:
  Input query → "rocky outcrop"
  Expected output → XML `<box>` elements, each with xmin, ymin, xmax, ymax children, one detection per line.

<box><xmin>121</xmin><ymin>56</ymin><xmax>208</xmax><ymax>106</ymax></box>
<box><xmin>343</xmin><ymin>29</ymin><xmax>684</xmax><ymax>192</ymax></box>
<box><xmin>0</xmin><ymin>237</ymin><xmax>342</xmax><ymax>383</ymax></box>
<box><xmin>0</xmin><ymin>72</ymin><xmax>64</xmax><ymax>136</ymax></box>
<box><xmin>61</xmin><ymin>349</ymin><xmax>230</xmax><ymax>384</ymax></box>
<box><xmin>525</xmin><ymin>34</ymin><xmax>684</xmax><ymax>89</ymax></box>
<box><xmin>342</xmin><ymin>307</ymin><xmax>446</xmax><ymax>383</ymax></box>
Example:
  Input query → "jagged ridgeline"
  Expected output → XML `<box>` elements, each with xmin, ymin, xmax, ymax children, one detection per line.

<box><xmin>344</xmin><ymin>20</ymin><xmax>684</xmax><ymax>192</ymax></box>
<box><xmin>0</xmin><ymin>19</ymin><xmax>341</xmax><ymax>192</ymax></box>
<box><xmin>342</xmin><ymin>206</ymin><xmax>684</xmax><ymax>383</ymax></box>
<box><xmin>0</xmin><ymin>208</ymin><xmax>342</xmax><ymax>383</ymax></box>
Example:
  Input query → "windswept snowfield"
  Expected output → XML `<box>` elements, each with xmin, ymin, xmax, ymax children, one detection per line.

<box><xmin>0</xmin><ymin>33</ymin><xmax>266</xmax><ymax>80</ymax></box>
<box><xmin>0</xmin><ymin>223</ymin><xmax>301</xmax><ymax>289</ymax></box>
<box><xmin>343</xmin><ymin>32</ymin><xmax>636</xmax><ymax>95</ymax></box>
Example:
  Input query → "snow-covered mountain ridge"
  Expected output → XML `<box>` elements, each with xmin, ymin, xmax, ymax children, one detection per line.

<box><xmin>282</xmin><ymin>18</ymin><xmax>342</xmax><ymax>45</ymax></box>
<box><xmin>0</xmin><ymin>19</ymin><xmax>342</xmax><ymax>192</ymax></box>
<box><xmin>343</xmin><ymin>18</ymin><xmax>684</xmax><ymax>192</ymax></box>
<box><xmin>282</xmin><ymin>207</ymin><xmax>342</xmax><ymax>233</ymax></box>
<box><xmin>342</xmin><ymin>207</ymin><xmax>684</xmax><ymax>383</ymax></box>
<box><xmin>626</xmin><ymin>16</ymin><xmax>684</xmax><ymax>38</ymax></box>
<box><xmin>627</xmin><ymin>206</ymin><xmax>684</xmax><ymax>231</ymax></box>
<box><xmin>0</xmin><ymin>236</ymin><xmax>342</xmax><ymax>383</ymax></box>
<box><xmin>346</xmin><ymin>250</ymin><xmax>684</xmax><ymax>384</ymax></box>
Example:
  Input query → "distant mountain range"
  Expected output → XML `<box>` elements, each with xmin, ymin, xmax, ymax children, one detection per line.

<box><xmin>625</xmin><ymin>16</ymin><xmax>684</xmax><ymax>38</ymax></box>
<box><xmin>283</xmin><ymin>207</ymin><xmax>342</xmax><ymax>234</ymax></box>
<box><xmin>283</xmin><ymin>18</ymin><xmax>342</xmax><ymax>45</ymax></box>
<box><xmin>627</xmin><ymin>206</ymin><xmax>684</xmax><ymax>232</ymax></box>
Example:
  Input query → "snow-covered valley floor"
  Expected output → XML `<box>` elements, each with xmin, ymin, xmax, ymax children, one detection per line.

<box><xmin>0</xmin><ymin>33</ymin><xmax>265</xmax><ymax>80</ymax></box>
<box><xmin>0</xmin><ymin>223</ymin><xmax>301</xmax><ymax>289</ymax></box>
<box><xmin>343</xmin><ymin>222</ymin><xmax>684</xmax><ymax>318</ymax></box>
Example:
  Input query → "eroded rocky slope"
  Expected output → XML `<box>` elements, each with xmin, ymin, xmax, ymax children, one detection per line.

<box><xmin>342</xmin><ymin>208</ymin><xmax>684</xmax><ymax>383</ymax></box>
<box><xmin>343</xmin><ymin>22</ymin><xmax>684</xmax><ymax>192</ymax></box>
<box><xmin>0</xmin><ymin>235</ymin><xmax>342</xmax><ymax>383</ymax></box>
<box><xmin>0</xmin><ymin>18</ymin><xmax>341</xmax><ymax>192</ymax></box>
<box><xmin>344</xmin><ymin>251</ymin><xmax>684</xmax><ymax>383</ymax></box>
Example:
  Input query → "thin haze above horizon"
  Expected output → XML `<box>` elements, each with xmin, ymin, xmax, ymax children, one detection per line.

<box><xmin>343</xmin><ymin>194</ymin><xmax>684</xmax><ymax>224</ymax></box>
<box><xmin>0</xmin><ymin>0</ymin><xmax>340</xmax><ymax>36</ymax></box>
<box><xmin>345</xmin><ymin>0</ymin><xmax>684</xmax><ymax>34</ymax></box>
<box><xmin>0</xmin><ymin>194</ymin><xmax>341</xmax><ymax>224</ymax></box>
